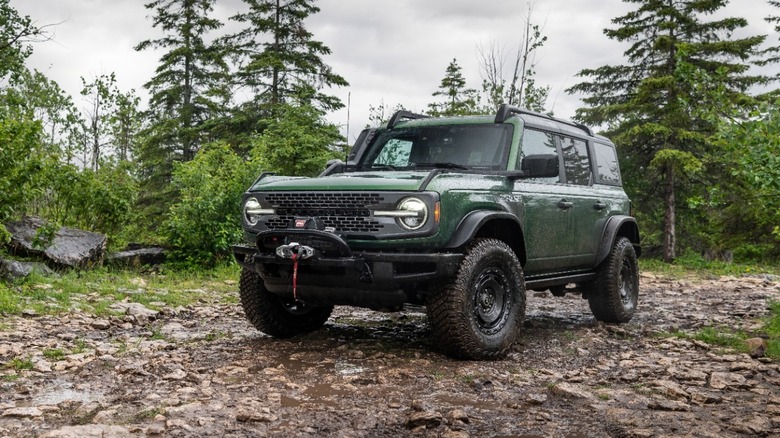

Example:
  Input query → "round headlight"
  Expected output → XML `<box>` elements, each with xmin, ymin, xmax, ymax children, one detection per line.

<box><xmin>397</xmin><ymin>197</ymin><xmax>428</xmax><ymax>230</ymax></box>
<box><xmin>244</xmin><ymin>197</ymin><xmax>261</xmax><ymax>225</ymax></box>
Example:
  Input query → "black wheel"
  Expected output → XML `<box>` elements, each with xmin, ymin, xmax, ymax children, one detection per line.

<box><xmin>426</xmin><ymin>239</ymin><xmax>526</xmax><ymax>360</ymax></box>
<box><xmin>239</xmin><ymin>268</ymin><xmax>333</xmax><ymax>338</ymax></box>
<box><xmin>585</xmin><ymin>237</ymin><xmax>639</xmax><ymax>323</ymax></box>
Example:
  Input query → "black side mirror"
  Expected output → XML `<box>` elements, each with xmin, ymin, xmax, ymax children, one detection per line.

<box><xmin>521</xmin><ymin>154</ymin><xmax>559</xmax><ymax>178</ymax></box>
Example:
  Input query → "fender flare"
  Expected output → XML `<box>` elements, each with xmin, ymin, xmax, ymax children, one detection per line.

<box><xmin>596</xmin><ymin>215</ymin><xmax>641</xmax><ymax>266</ymax></box>
<box><xmin>445</xmin><ymin>211</ymin><xmax>524</xmax><ymax>251</ymax></box>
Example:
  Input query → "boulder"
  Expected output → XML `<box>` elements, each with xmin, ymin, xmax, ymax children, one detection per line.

<box><xmin>5</xmin><ymin>216</ymin><xmax>106</xmax><ymax>269</ymax></box>
<box><xmin>0</xmin><ymin>258</ymin><xmax>55</xmax><ymax>281</ymax></box>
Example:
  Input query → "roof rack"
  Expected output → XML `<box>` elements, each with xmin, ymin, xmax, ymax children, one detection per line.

<box><xmin>494</xmin><ymin>104</ymin><xmax>593</xmax><ymax>137</ymax></box>
<box><xmin>387</xmin><ymin>110</ymin><xmax>429</xmax><ymax>129</ymax></box>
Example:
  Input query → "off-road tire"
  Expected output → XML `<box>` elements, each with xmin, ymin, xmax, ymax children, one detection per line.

<box><xmin>585</xmin><ymin>237</ymin><xmax>639</xmax><ymax>323</ymax></box>
<box><xmin>426</xmin><ymin>238</ymin><xmax>526</xmax><ymax>360</ymax></box>
<box><xmin>239</xmin><ymin>268</ymin><xmax>333</xmax><ymax>338</ymax></box>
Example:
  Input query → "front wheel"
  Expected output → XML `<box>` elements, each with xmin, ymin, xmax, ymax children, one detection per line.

<box><xmin>239</xmin><ymin>268</ymin><xmax>333</xmax><ymax>338</ymax></box>
<box><xmin>585</xmin><ymin>237</ymin><xmax>639</xmax><ymax>323</ymax></box>
<box><xmin>426</xmin><ymin>239</ymin><xmax>526</xmax><ymax>360</ymax></box>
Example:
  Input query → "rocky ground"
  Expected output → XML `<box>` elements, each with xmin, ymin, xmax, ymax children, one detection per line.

<box><xmin>1</xmin><ymin>273</ymin><xmax>779</xmax><ymax>437</ymax></box>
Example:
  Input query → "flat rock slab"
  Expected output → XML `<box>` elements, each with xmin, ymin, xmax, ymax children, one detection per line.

<box><xmin>107</xmin><ymin>247</ymin><xmax>166</xmax><ymax>267</ymax></box>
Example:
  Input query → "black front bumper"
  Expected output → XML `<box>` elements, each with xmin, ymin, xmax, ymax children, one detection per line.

<box><xmin>232</xmin><ymin>230</ymin><xmax>462</xmax><ymax>309</ymax></box>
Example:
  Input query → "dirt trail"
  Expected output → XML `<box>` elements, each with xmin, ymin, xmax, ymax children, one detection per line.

<box><xmin>1</xmin><ymin>273</ymin><xmax>779</xmax><ymax>437</ymax></box>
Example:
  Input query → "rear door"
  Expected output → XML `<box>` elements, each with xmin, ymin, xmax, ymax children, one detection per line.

<box><xmin>558</xmin><ymin>135</ymin><xmax>602</xmax><ymax>269</ymax></box>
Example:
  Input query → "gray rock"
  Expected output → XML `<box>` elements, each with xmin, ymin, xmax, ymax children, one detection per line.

<box><xmin>107</xmin><ymin>247</ymin><xmax>166</xmax><ymax>267</ymax></box>
<box><xmin>5</xmin><ymin>216</ymin><xmax>106</xmax><ymax>268</ymax></box>
<box><xmin>0</xmin><ymin>258</ymin><xmax>55</xmax><ymax>281</ymax></box>
<box><xmin>709</xmin><ymin>372</ymin><xmax>748</xmax><ymax>389</ymax></box>
<box><xmin>2</xmin><ymin>407</ymin><xmax>43</xmax><ymax>417</ymax></box>
<box><xmin>745</xmin><ymin>337</ymin><xmax>767</xmax><ymax>358</ymax></box>
<box><xmin>90</xmin><ymin>319</ymin><xmax>111</xmax><ymax>330</ymax></box>
<box><xmin>404</xmin><ymin>411</ymin><xmax>443</xmax><ymax>429</ymax></box>
<box><xmin>40</xmin><ymin>425</ymin><xmax>131</xmax><ymax>438</ymax></box>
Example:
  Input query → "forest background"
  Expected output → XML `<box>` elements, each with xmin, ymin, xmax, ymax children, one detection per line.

<box><xmin>2</xmin><ymin>0</ymin><xmax>780</xmax><ymax>268</ymax></box>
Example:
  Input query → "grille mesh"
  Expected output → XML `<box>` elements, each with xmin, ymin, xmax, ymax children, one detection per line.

<box><xmin>263</xmin><ymin>193</ymin><xmax>385</xmax><ymax>233</ymax></box>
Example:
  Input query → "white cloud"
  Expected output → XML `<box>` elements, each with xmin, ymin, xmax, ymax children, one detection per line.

<box><xmin>10</xmin><ymin>0</ymin><xmax>779</xmax><ymax>144</ymax></box>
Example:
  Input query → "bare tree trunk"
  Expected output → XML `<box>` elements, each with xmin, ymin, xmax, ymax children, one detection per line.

<box><xmin>663</xmin><ymin>165</ymin><xmax>676</xmax><ymax>262</ymax></box>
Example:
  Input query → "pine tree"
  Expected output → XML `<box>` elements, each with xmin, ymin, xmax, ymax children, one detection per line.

<box><xmin>225</xmin><ymin>0</ymin><xmax>348</xmax><ymax>119</ymax></box>
<box><xmin>567</xmin><ymin>0</ymin><xmax>766</xmax><ymax>262</ymax></box>
<box><xmin>134</xmin><ymin>0</ymin><xmax>230</xmax><ymax>219</ymax></box>
<box><xmin>428</xmin><ymin>59</ymin><xmax>479</xmax><ymax>117</ymax></box>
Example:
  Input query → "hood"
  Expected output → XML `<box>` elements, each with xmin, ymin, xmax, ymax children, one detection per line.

<box><xmin>249</xmin><ymin>171</ymin><xmax>430</xmax><ymax>192</ymax></box>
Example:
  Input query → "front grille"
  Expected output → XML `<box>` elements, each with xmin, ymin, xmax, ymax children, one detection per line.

<box><xmin>263</xmin><ymin>192</ymin><xmax>386</xmax><ymax>233</ymax></box>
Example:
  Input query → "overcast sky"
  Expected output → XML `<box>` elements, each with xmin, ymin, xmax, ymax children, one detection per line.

<box><xmin>11</xmin><ymin>0</ymin><xmax>780</xmax><ymax>143</ymax></box>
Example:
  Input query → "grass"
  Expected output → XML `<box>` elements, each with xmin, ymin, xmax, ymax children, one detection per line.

<box><xmin>765</xmin><ymin>302</ymin><xmax>780</xmax><ymax>360</ymax></box>
<box><xmin>0</xmin><ymin>262</ymin><xmax>240</xmax><ymax>317</ymax></box>
<box><xmin>42</xmin><ymin>348</ymin><xmax>66</xmax><ymax>361</ymax></box>
<box><xmin>7</xmin><ymin>357</ymin><xmax>33</xmax><ymax>371</ymax></box>
<box><xmin>639</xmin><ymin>253</ymin><xmax>780</xmax><ymax>279</ymax></box>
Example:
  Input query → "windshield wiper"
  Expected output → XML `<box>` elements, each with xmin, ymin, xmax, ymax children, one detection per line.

<box><xmin>412</xmin><ymin>162</ymin><xmax>469</xmax><ymax>170</ymax></box>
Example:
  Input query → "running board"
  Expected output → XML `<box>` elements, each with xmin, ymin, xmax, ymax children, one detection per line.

<box><xmin>524</xmin><ymin>272</ymin><xmax>597</xmax><ymax>290</ymax></box>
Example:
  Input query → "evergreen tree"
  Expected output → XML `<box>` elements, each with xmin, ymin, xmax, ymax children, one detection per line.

<box><xmin>225</xmin><ymin>0</ymin><xmax>348</xmax><ymax>122</ymax></box>
<box><xmin>134</xmin><ymin>0</ymin><xmax>230</xmax><ymax>219</ymax></box>
<box><xmin>428</xmin><ymin>59</ymin><xmax>479</xmax><ymax>117</ymax></box>
<box><xmin>567</xmin><ymin>0</ymin><xmax>766</xmax><ymax>262</ymax></box>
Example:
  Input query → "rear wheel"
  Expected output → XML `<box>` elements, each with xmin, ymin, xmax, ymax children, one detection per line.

<box><xmin>427</xmin><ymin>239</ymin><xmax>526</xmax><ymax>360</ymax></box>
<box><xmin>585</xmin><ymin>237</ymin><xmax>639</xmax><ymax>323</ymax></box>
<box><xmin>239</xmin><ymin>268</ymin><xmax>333</xmax><ymax>338</ymax></box>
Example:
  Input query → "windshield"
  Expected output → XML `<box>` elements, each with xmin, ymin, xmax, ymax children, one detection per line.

<box><xmin>356</xmin><ymin>124</ymin><xmax>514</xmax><ymax>171</ymax></box>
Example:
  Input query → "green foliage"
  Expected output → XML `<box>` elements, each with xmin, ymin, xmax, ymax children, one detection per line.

<box><xmin>0</xmin><ymin>0</ymin><xmax>41</xmax><ymax>79</ymax></box>
<box><xmin>428</xmin><ymin>59</ymin><xmax>480</xmax><ymax>117</ymax></box>
<box><xmin>0</xmin><ymin>113</ymin><xmax>44</xmax><ymax>226</ymax></box>
<box><xmin>163</xmin><ymin>142</ymin><xmax>256</xmax><ymax>266</ymax></box>
<box><xmin>250</xmin><ymin>103</ymin><xmax>343</xmax><ymax>176</ymax></box>
<box><xmin>27</xmin><ymin>161</ymin><xmax>138</xmax><ymax>240</ymax></box>
<box><xmin>6</xmin><ymin>68</ymin><xmax>82</xmax><ymax>159</ymax></box>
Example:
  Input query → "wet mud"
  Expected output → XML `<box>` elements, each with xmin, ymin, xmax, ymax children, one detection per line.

<box><xmin>1</xmin><ymin>273</ymin><xmax>779</xmax><ymax>437</ymax></box>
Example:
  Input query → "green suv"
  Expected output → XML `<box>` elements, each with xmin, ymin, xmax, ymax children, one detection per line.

<box><xmin>233</xmin><ymin>104</ymin><xmax>641</xmax><ymax>359</ymax></box>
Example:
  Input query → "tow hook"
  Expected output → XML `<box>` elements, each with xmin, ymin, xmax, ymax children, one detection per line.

<box><xmin>275</xmin><ymin>242</ymin><xmax>315</xmax><ymax>259</ymax></box>
<box><xmin>275</xmin><ymin>242</ymin><xmax>315</xmax><ymax>301</ymax></box>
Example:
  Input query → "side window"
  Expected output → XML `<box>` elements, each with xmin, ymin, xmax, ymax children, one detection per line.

<box><xmin>593</xmin><ymin>142</ymin><xmax>622</xmax><ymax>185</ymax></box>
<box><xmin>375</xmin><ymin>139</ymin><xmax>412</xmax><ymax>167</ymax></box>
<box><xmin>519</xmin><ymin>128</ymin><xmax>559</xmax><ymax>183</ymax></box>
<box><xmin>560</xmin><ymin>136</ymin><xmax>591</xmax><ymax>185</ymax></box>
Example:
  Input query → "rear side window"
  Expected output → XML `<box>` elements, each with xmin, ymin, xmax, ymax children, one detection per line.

<box><xmin>593</xmin><ymin>142</ymin><xmax>621</xmax><ymax>185</ymax></box>
<box><xmin>560</xmin><ymin>136</ymin><xmax>591</xmax><ymax>185</ymax></box>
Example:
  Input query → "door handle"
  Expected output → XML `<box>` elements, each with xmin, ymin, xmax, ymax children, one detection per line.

<box><xmin>557</xmin><ymin>199</ymin><xmax>573</xmax><ymax>210</ymax></box>
<box><xmin>593</xmin><ymin>201</ymin><xmax>607</xmax><ymax>211</ymax></box>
